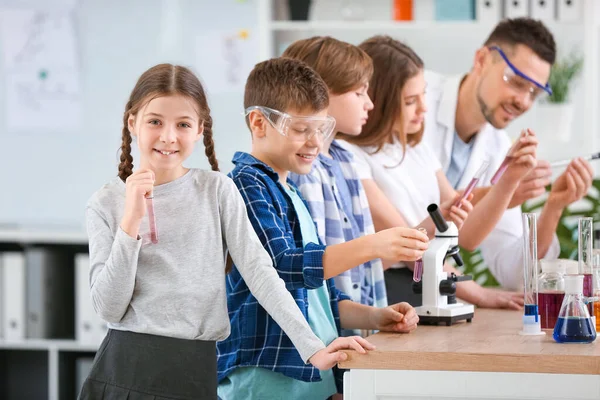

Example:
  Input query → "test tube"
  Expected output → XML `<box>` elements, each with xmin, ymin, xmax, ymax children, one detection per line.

<box><xmin>579</xmin><ymin>217</ymin><xmax>594</xmax><ymax>313</ymax></box>
<box><xmin>412</xmin><ymin>259</ymin><xmax>423</xmax><ymax>283</ymax></box>
<box><xmin>454</xmin><ymin>160</ymin><xmax>490</xmax><ymax>208</ymax></box>
<box><xmin>490</xmin><ymin>129</ymin><xmax>528</xmax><ymax>185</ymax></box>
<box><xmin>412</xmin><ymin>228</ymin><xmax>428</xmax><ymax>283</ymax></box>
<box><xmin>520</xmin><ymin>212</ymin><xmax>544</xmax><ymax>335</ymax></box>
<box><xmin>146</xmin><ymin>194</ymin><xmax>159</xmax><ymax>244</ymax></box>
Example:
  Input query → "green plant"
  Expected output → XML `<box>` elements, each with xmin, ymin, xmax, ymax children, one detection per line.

<box><xmin>545</xmin><ymin>53</ymin><xmax>584</xmax><ymax>104</ymax></box>
<box><xmin>459</xmin><ymin>179</ymin><xmax>600</xmax><ymax>287</ymax></box>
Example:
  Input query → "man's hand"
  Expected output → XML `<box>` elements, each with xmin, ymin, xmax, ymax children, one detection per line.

<box><xmin>547</xmin><ymin>157</ymin><xmax>594</xmax><ymax>210</ymax></box>
<box><xmin>508</xmin><ymin>160</ymin><xmax>552</xmax><ymax>208</ymax></box>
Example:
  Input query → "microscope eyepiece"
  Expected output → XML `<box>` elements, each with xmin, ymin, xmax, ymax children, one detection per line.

<box><xmin>427</xmin><ymin>204</ymin><xmax>448</xmax><ymax>233</ymax></box>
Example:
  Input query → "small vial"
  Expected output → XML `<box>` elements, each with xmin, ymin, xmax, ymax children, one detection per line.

<box><xmin>146</xmin><ymin>195</ymin><xmax>159</xmax><ymax>244</ymax></box>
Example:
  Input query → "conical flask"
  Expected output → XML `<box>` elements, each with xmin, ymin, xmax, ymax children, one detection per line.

<box><xmin>553</xmin><ymin>275</ymin><xmax>597</xmax><ymax>343</ymax></box>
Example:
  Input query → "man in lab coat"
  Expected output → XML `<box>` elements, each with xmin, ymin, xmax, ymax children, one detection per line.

<box><xmin>424</xmin><ymin>17</ymin><xmax>594</xmax><ymax>290</ymax></box>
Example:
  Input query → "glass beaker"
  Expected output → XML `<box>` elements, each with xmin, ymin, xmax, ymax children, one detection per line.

<box><xmin>538</xmin><ymin>260</ymin><xmax>566</xmax><ymax>330</ymax></box>
<box><xmin>553</xmin><ymin>274</ymin><xmax>596</xmax><ymax>343</ymax></box>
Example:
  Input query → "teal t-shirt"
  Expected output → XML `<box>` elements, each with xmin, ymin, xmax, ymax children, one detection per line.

<box><xmin>218</xmin><ymin>185</ymin><xmax>338</xmax><ymax>400</ymax></box>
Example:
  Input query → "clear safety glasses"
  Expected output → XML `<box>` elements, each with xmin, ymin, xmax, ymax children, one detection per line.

<box><xmin>489</xmin><ymin>45</ymin><xmax>552</xmax><ymax>102</ymax></box>
<box><xmin>245</xmin><ymin>106</ymin><xmax>336</xmax><ymax>142</ymax></box>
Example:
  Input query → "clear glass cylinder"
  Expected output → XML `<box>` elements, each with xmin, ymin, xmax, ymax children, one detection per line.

<box><xmin>578</xmin><ymin>218</ymin><xmax>594</xmax><ymax>313</ymax></box>
<box><xmin>579</xmin><ymin>217</ymin><xmax>594</xmax><ymax>275</ymax></box>
<box><xmin>522</xmin><ymin>213</ymin><xmax>539</xmax><ymax>314</ymax></box>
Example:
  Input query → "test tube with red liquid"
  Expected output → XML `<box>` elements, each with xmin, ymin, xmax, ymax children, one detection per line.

<box><xmin>490</xmin><ymin>129</ymin><xmax>529</xmax><ymax>185</ymax></box>
<box><xmin>146</xmin><ymin>194</ymin><xmax>159</xmax><ymax>244</ymax></box>
<box><xmin>412</xmin><ymin>228</ymin><xmax>428</xmax><ymax>283</ymax></box>
<box><xmin>454</xmin><ymin>160</ymin><xmax>490</xmax><ymax>209</ymax></box>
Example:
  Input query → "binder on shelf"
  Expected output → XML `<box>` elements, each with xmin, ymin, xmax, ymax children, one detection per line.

<box><xmin>75</xmin><ymin>253</ymin><xmax>107</xmax><ymax>345</ymax></box>
<box><xmin>476</xmin><ymin>0</ymin><xmax>502</xmax><ymax>23</ymax></box>
<box><xmin>435</xmin><ymin>0</ymin><xmax>476</xmax><ymax>21</ymax></box>
<box><xmin>25</xmin><ymin>247</ymin><xmax>75</xmax><ymax>339</ymax></box>
<box><xmin>2</xmin><ymin>252</ymin><xmax>26</xmax><ymax>340</ymax></box>
<box><xmin>504</xmin><ymin>0</ymin><xmax>528</xmax><ymax>18</ymax></box>
<box><xmin>394</xmin><ymin>0</ymin><xmax>413</xmax><ymax>21</ymax></box>
<box><xmin>414</xmin><ymin>0</ymin><xmax>435</xmax><ymax>21</ymax></box>
<box><xmin>557</xmin><ymin>0</ymin><xmax>582</xmax><ymax>22</ymax></box>
<box><xmin>530</xmin><ymin>0</ymin><xmax>555</xmax><ymax>20</ymax></box>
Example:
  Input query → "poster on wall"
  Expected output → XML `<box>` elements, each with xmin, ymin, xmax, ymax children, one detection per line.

<box><xmin>195</xmin><ymin>28</ymin><xmax>260</xmax><ymax>96</ymax></box>
<box><xmin>0</xmin><ymin>7</ymin><xmax>82</xmax><ymax>132</ymax></box>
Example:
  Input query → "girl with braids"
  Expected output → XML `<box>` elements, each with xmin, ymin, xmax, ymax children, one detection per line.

<box><xmin>80</xmin><ymin>64</ymin><xmax>374</xmax><ymax>400</ymax></box>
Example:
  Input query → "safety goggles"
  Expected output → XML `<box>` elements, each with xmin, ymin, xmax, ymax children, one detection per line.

<box><xmin>244</xmin><ymin>106</ymin><xmax>336</xmax><ymax>142</ymax></box>
<box><xmin>489</xmin><ymin>45</ymin><xmax>552</xmax><ymax>102</ymax></box>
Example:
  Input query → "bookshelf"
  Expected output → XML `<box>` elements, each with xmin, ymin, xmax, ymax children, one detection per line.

<box><xmin>0</xmin><ymin>229</ymin><xmax>97</xmax><ymax>400</ymax></box>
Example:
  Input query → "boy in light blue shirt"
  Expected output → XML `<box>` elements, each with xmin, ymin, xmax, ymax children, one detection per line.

<box><xmin>218</xmin><ymin>57</ymin><xmax>429</xmax><ymax>399</ymax></box>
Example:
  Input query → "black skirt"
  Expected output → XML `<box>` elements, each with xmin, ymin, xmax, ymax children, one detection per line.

<box><xmin>78</xmin><ymin>329</ymin><xmax>217</xmax><ymax>400</ymax></box>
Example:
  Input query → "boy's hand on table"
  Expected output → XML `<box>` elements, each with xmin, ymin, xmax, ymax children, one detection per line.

<box><xmin>308</xmin><ymin>336</ymin><xmax>376</xmax><ymax>370</ymax></box>
<box><xmin>371</xmin><ymin>302</ymin><xmax>419</xmax><ymax>333</ymax></box>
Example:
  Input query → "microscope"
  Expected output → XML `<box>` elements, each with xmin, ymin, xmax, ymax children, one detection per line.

<box><xmin>412</xmin><ymin>204</ymin><xmax>475</xmax><ymax>326</ymax></box>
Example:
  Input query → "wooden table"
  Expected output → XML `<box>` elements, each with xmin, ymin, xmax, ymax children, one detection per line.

<box><xmin>340</xmin><ymin>309</ymin><xmax>600</xmax><ymax>400</ymax></box>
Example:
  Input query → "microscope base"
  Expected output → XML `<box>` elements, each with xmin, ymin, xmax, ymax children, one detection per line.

<box><xmin>418</xmin><ymin>313</ymin><xmax>474</xmax><ymax>326</ymax></box>
<box><xmin>415</xmin><ymin>304</ymin><xmax>475</xmax><ymax>326</ymax></box>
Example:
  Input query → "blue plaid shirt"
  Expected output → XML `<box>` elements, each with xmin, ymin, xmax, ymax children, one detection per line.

<box><xmin>217</xmin><ymin>152</ymin><xmax>351</xmax><ymax>391</ymax></box>
<box><xmin>290</xmin><ymin>141</ymin><xmax>387</xmax><ymax>328</ymax></box>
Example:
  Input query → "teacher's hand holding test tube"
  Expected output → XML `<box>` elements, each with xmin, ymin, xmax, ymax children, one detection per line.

<box><xmin>490</xmin><ymin>129</ymin><xmax>538</xmax><ymax>184</ymax></box>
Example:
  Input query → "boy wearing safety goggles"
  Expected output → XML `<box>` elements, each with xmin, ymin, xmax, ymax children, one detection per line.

<box><xmin>217</xmin><ymin>57</ymin><xmax>429</xmax><ymax>399</ymax></box>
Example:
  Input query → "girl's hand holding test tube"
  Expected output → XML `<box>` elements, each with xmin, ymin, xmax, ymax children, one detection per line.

<box><xmin>120</xmin><ymin>168</ymin><xmax>155</xmax><ymax>239</ymax></box>
<box><xmin>453</xmin><ymin>160</ymin><xmax>490</xmax><ymax>209</ymax></box>
<box><xmin>372</xmin><ymin>227</ymin><xmax>429</xmax><ymax>262</ymax></box>
<box><xmin>491</xmin><ymin>128</ymin><xmax>539</xmax><ymax>185</ymax></box>
<box><xmin>440</xmin><ymin>193</ymin><xmax>473</xmax><ymax>231</ymax></box>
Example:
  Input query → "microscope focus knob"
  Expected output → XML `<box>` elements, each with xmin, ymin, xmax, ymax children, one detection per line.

<box><xmin>439</xmin><ymin>280</ymin><xmax>456</xmax><ymax>296</ymax></box>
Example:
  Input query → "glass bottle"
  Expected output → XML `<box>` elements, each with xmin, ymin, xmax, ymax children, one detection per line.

<box><xmin>537</xmin><ymin>260</ymin><xmax>566</xmax><ymax>330</ymax></box>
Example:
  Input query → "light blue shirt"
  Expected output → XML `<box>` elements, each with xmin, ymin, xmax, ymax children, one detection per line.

<box><xmin>218</xmin><ymin>185</ymin><xmax>338</xmax><ymax>400</ymax></box>
<box><xmin>446</xmin><ymin>131</ymin><xmax>475</xmax><ymax>188</ymax></box>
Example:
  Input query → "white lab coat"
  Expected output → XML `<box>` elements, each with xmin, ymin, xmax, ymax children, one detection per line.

<box><xmin>422</xmin><ymin>70</ymin><xmax>560</xmax><ymax>290</ymax></box>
